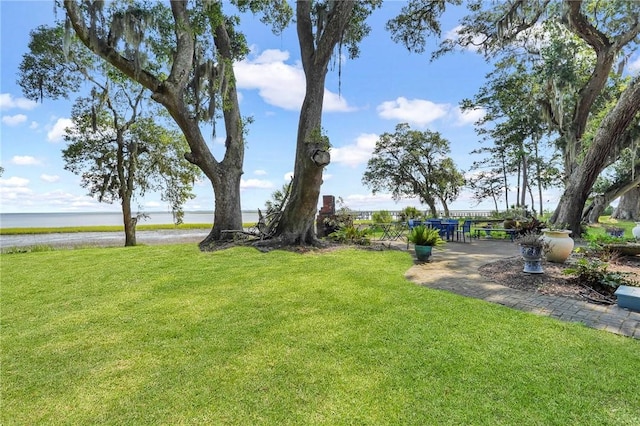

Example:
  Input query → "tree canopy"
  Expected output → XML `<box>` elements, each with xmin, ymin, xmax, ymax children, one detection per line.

<box><xmin>432</xmin><ymin>0</ymin><xmax>640</xmax><ymax>232</ymax></box>
<box><xmin>19</xmin><ymin>23</ymin><xmax>200</xmax><ymax>246</ymax></box>
<box><xmin>362</xmin><ymin>123</ymin><xmax>464</xmax><ymax>217</ymax></box>
<box><xmin>60</xmin><ymin>0</ymin><xmax>290</xmax><ymax>247</ymax></box>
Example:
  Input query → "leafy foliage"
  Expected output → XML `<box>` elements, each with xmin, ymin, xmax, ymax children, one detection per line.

<box><xmin>362</xmin><ymin>123</ymin><xmax>464</xmax><ymax>216</ymax></box>
<box><xmin>371</xmin><ymin>210</ymin><xmax>393</xmax><ymax>224</ymax></box>
<box><xmin>515</xmin><ymin>231</ymin><xmax>544</xmax><ymax>248</ymax></box>
<box><xmin>563</xmin><ymin>258</ymin><xmax>637</xmax><ymax>289</ymax></box>
<box><xmin>400</xmin><ymin>206</ymin><xmax>422</xmax><ymax>220</ymax></box>
<box><xmin>407</xmin><ymin>225</ymin><xmax>445</xmax><ymax>246</ymax></box>
<box><xmin>327</xmin><ymin>225</ymin><xmax>371</xmax><ymax>246</ymax></box>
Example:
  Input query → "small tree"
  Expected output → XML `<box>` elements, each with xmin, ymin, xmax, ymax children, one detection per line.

<box><xmin>362</xmin><ymin>123</ymin><xmax>463</xmax><ymax>217</ymax></box>
<box><xmin>466</xmin><ymin>170</ymin><xmax>505</xmax><ymax>212</ymax></box>
<box><xmin>63</xmin><ymin>98</ymin><xmax>200</xmax><ymax>246</ymax></box>
<box><xmin>20</xmin><ymin>24</ymin><xmax>200</xmax><ymax>246</ymax></box>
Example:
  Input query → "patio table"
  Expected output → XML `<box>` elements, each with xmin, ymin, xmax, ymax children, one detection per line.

<box><xmin>376</xmin><ymin>222</ymin><xmax>407</xmax><ymax>241</ymax></box>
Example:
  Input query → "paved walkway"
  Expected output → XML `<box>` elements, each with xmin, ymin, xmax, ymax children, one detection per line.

<box><xmin>399</xmin><ymin>239</ymin><xmax>640</xmax><ymax>339</ymax></box>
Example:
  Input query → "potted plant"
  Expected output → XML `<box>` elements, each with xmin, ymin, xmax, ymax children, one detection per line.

<box><xmin>408</xmin><ymin>225</ymin><xmax>445</xmax><ymax>261</ymax></box>
<box><xmin>605</xmin><ymin>226</ymin><xmax>625</xmax><ymax>238</ymax></box>
<box><xmin>515</xmin><ymin>232</ymin><xmax>546</xmax><ymax>274</ymax></box>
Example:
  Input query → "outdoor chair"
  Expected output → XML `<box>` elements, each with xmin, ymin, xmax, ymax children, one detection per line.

<box><xmin>425</xmin><ymin>219</ymin><xmax>447</xmax><ymax>239</ymax></box>
<box><xmin>441</xmin><ymin>219</ymin><xmax>459</xmax><ymax>241</ymax></box>
<box><xmin>407</xmin><ymin>219</ymin><xmax>422</xmax><ymax>231</ymax></box>
<box><xmin>456</xmin><ymin>220</ymin><xmax>473</xmax><ymax>242</ymax></box>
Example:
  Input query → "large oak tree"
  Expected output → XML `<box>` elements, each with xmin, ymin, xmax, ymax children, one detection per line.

<box><xmin>19</xmin><ymin>24</ymin><xmax>199</xmax><ymax>246</ymax></box>
<box><xmin>62</xmin><ymin>0</ymin><xmax>290</xmax><ymax>248</ymax></box>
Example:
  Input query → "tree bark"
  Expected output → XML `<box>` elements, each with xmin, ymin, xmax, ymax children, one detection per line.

<box><xmin>274</xmin><ymin>1</ymin><xmax>355</xmax><ymax>244</ymax></box>
<box><xmin>122</xmin><ymin>195</ymin><xmax>136</xmax><ymax>247</ymax></box>
<box><xmin>552</xmin><ymin>75</ymin><xmax>640</xmax><ymax>234</ymax></box>
<box><xmin>612</xmin><ymin>186</ymin><xmax>640</xmax><ymax>220</ymax></box>
<box><xmin>550</xmin><ymin>1</ymin><xmax>640</xmax><ymax>229</ymax></box>
<box><xmin>582</xmin><ymin>164</ymin><xmax>640</xmax><ymax>223</ymax></box>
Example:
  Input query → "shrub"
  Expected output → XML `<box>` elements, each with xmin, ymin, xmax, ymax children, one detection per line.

<box><xmin>372</xmin><ymin>210</ymin><xmax>393</xmax><ymax>223</ymax></box>
<box><xmin>400</xmin><ymin>206</ymin><xmax>421</xmax><ymax>221</ymax></box>
<box><xmin>563</xmin><ymin>258</ymin><xmax>637</xmax><ymax>290</ymax></box>
<box><xmin>327</xmin><ymin>225</ymin><xmax>371</xmax><ymax>245</ymax></box>
<box><xmin>407</xmin><ymin>225</ymin><xmax>445</xmax><ymax>246</ymax></box>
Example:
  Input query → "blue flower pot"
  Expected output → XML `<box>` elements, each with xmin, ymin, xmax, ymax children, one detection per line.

<box><xmin>414</xmin><ymin>244</ymin><xmax>433</xmax><ymax>261</ymax></box>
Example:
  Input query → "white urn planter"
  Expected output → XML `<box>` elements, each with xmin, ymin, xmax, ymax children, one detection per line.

<box><xmin>633</xmin><ymin>222</ymin><xmax>640</xmax><ymax>240</ymax></box>
<box><xmin>541</xmin><ymin>229</ymin><xmax>574</xmax><ymax>263</ymax></box>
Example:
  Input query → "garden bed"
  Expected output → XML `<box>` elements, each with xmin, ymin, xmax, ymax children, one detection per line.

<box><xmin>479</xmin><ymin>255</ymin><xmax>640</xmax><ymax>305</ymax></box>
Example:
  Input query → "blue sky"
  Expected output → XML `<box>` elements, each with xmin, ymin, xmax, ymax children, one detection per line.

<box><xmin>0</xmin><ymin>1</ymin><xmax>603</xmax><ymax>215</ymax></box>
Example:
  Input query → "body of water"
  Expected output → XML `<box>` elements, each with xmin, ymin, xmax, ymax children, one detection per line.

<box><xmin>0</xmin><ymin>211</ymin><xmax>261</xmax><ymax>229</ymax></box>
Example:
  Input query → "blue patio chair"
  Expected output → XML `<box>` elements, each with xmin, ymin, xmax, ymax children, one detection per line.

<box><xmin>441</xmin><ymin>219</ymin><xmax>459</xmax><ymax>241</ymax></box>
<box><xmin>407</xmin><ymin>219</ymin><xmax>422</xmax><ymax>230</ymax></box>
<box><xmin>425</xmin><ymin>219</ymin><xmax>448</xmax><ymax>239</ymax></box>
<box><xmin>456</xmin><ymin>220</ymin><xmax>473</xmax><ymax>242</ymax></box>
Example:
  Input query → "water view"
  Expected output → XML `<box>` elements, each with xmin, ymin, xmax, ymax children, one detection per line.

<box><xmin>0</xmin><ymin>211</ymin><xmax>261</xmax><ymax>229</ymax></box>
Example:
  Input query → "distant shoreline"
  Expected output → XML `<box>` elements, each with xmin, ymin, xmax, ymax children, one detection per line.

<box><xmin>0</xmin><ymin>229</ymin><xmax>210</xmax><ymax>250</ymax></box>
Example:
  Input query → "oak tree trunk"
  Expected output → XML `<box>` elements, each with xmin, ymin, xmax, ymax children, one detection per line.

<box><xmin>552</xmin><ymin>76</ymin><xmax>640</xmax><ymax>234</ymax></box>
<box><xmin>122</xmin><ymin>195</ymin><xmax>136</xmax><ymax>247</ymax></box>
<box><xmin>274</xmin><ymin>1</ymin><xmax>355</xmax><ymax>245</ymax></box>
<box><xmin>612</xmin><ymin>187</ymin><xmax>640</xmax><ymax>220</ymax></box>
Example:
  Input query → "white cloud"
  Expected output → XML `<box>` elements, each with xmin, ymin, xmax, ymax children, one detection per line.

<box><xmin>235</xmin><ymin>49</ymin><xmax>355</xmax><ymax>112</ymax></box>
<box><xmin>254</xmin><ymin>169</ymin><xmax>268</xmax><ymax>176</ymax></box>
<box><xmin>145</xmin><ymin>201</ymin><xmax>162</xmax><ymax>208</ymax></box>
<box><xmin>454</xmin><ymin>106</ymin><xmax>486</xmax><ymax>126</ymax></box>
<box><xmin>40</xmin><ymin>174</ymin><xmax>60</xmax><ymax>183</ymax></box>
<box><xmin>47</xmin><ymin>118</ymin><xmax>74</xmax><ymax>142</ymax></box>
<box><xmin>241</xmin><ymin>178</ymin><xmax>274</xmax><ymax>189</ymax></box>
<box><xmin>444</xmin><ymin>25</ymin><xmax>485</xmax><ymax>53</ymax></box>
<box><xmin>284</xmin><ymin>172</ymin><xmax>294</xmax><ymax>181</ymax></box>
<box><xmin>30</xmin><ymin>121</ymin><xmax>39</xmax><ymax>129</ymax></box>
<box><xmin>0</xmin><ymin>93</ymin><xmax>38</xmax><ymax>111</ymax></box>
<box><xmin>44</xmin><ymin>190</ymin><xmax>99</xmax><ymax>210</ymax></box>
<box><xmin>0</xmin><ymin>176</ymin><xmax>30</xmax><ymax>187</ymax></box>
<box><xmin>11</xmin><ymin>155</ymin><xmax>41</xmax><ymax>166</ymax></box>
<box><xmin>377</xmin><ymin>97</ymin><xmax>449</xmax><ymax>127</ymax></box>
<box><xmin>0</xmin><ymin>176</ymin><xmax>32</xmax><ymax>201</ymax></box>
<box><xmin>2</xmin><ymin>114</ymin><xmax>27</xmax><ymax>126</ymax></box>
<box><xmin>212</xmin><ymin>136</ymin><xmax>226</xmax><ymax>145</ymax></box>
<box><xmin>628</xmin><ymin>56</ymin><xmax>640</xmax><ymax>74</ymax></box>
<box><xmin>330</xmin><ymin>133</ymin><xmax>378</xmax><ymax>168</ymax></box>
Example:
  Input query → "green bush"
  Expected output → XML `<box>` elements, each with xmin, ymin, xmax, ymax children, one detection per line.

<box><xmin>400</xmin><ymin>206</ymin><xmax>421</xmax><ymax>221</ymax></box>
<box><xmin>328</xmin><ymin>225</ymin><xmax>371</xmax><ymax>245</ymax></box>
<box><xmin>407</xmin><ymin>225</ymin><xmax>445</xmax><ymax>246</ymax></box>
<box><xmin>372</xmin><ymin>210</ymin><xmax>393</xmax><ymax>223</ymax></box>
<box><xmin>563</xmin><ymin>258</ymin><xmax>637</xmax><ymax>290</ymax></box>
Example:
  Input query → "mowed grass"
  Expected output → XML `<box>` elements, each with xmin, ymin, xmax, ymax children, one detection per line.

<box><xmin>2</xmin><ymin>245</ymin><xmax>639</xmax><ymax>425</ymax></box>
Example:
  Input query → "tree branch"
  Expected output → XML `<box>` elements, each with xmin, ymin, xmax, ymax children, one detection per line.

<box><xmin>63</xmin><ymin>0</ymin><xmax>161</xmax><ymax>93</ymax></box>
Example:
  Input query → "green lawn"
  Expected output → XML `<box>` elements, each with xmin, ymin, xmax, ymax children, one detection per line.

<box><xmin>2</xmin><ymin>245</ymin><xmax>639</xmax><ymax>424</ymax></box>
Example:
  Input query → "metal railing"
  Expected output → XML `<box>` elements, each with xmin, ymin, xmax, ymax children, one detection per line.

<box><xmin>352</xmin><ymin>210</ymin><xmax>495</xmax><ymax>221</ymax></box>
